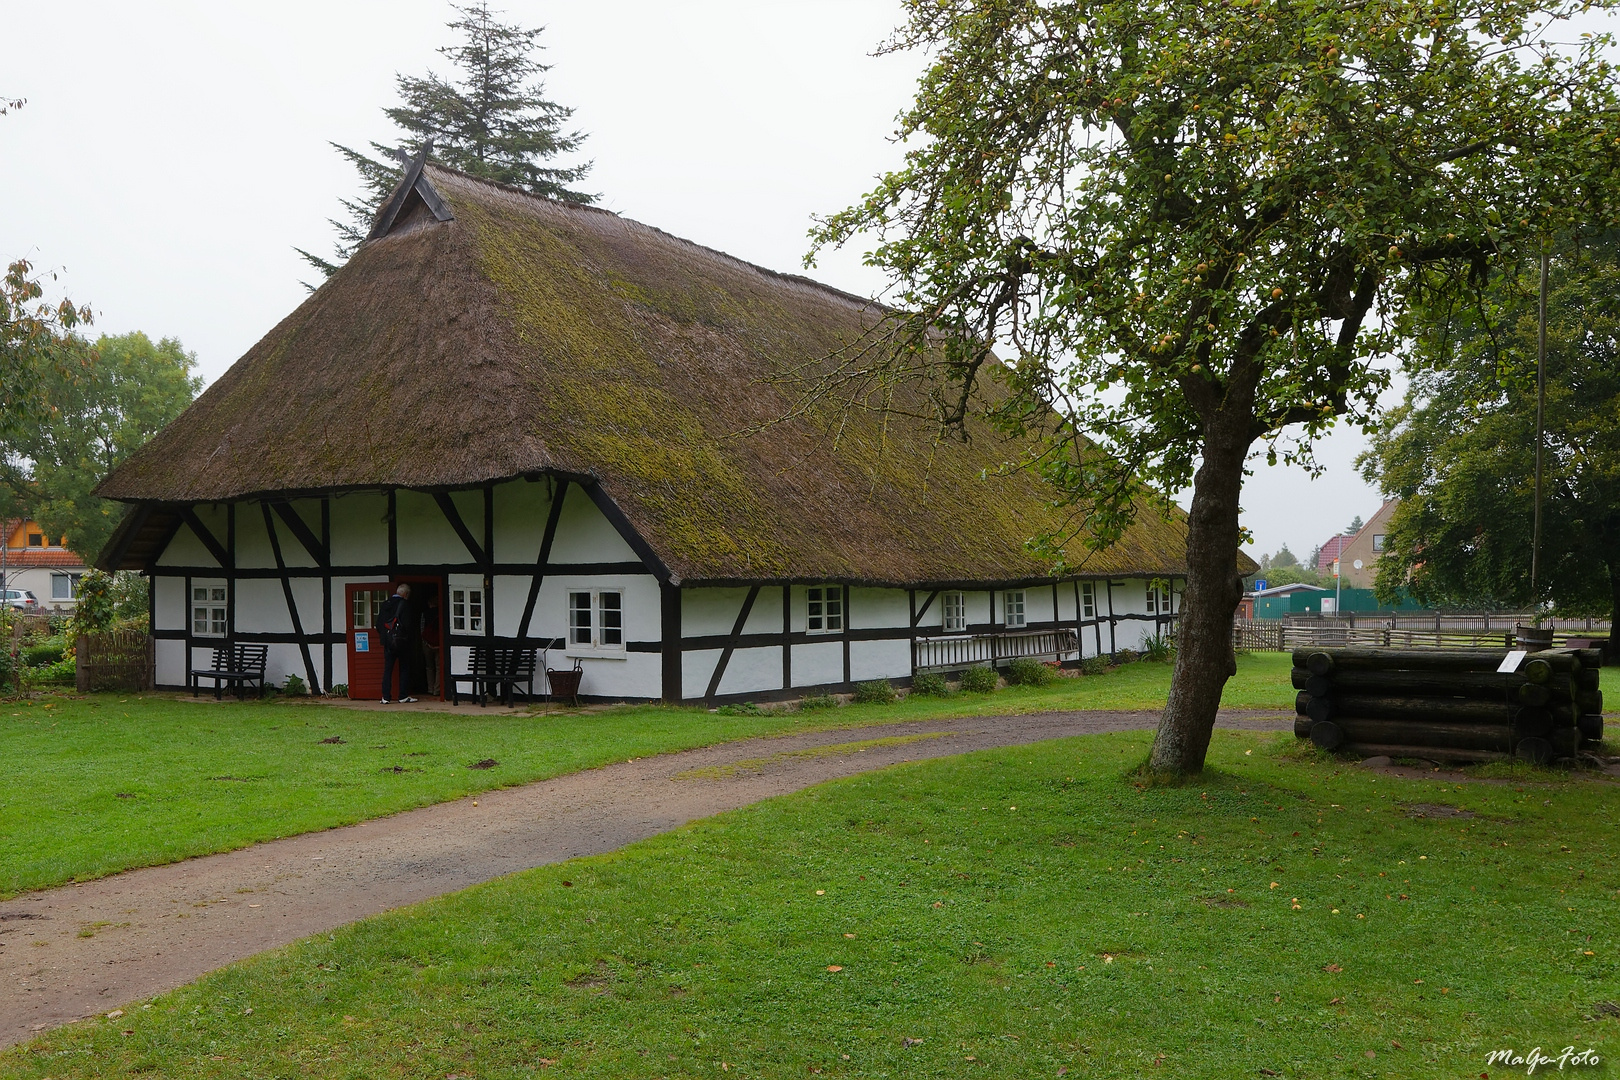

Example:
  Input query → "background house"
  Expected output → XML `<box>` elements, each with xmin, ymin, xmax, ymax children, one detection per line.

<box><xmin>1</xmin><ymin>518</ymin><xmax>85</xmax><ymax>611</ymax></box>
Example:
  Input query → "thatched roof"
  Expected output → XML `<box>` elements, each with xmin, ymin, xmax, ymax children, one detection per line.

<box><xmin>98</xmin><ymin>161</ymin><xmax>1224</xmax><ymax>585</ymax></box>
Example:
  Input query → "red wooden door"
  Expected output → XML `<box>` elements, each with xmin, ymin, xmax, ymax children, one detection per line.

<box><xmin>345</xmin><ymin>582</ymin><xmax>392</xmax><ymax>699</ymax></box>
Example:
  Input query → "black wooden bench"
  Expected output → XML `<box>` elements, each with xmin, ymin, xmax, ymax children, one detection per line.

<box><xmin>450</xmin><ymin>645</ymin><xmax>540</xmax><ymax>706</ymax></box>
<box><xmin>189</xmin><ymin>643</ymin><xmax>269</xmax><ymax>700</ymax></box>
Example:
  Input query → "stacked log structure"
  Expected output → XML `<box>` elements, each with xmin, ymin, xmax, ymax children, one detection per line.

<box><xmin>1292</xmin><ymin>648</ymin><xmax>1604</xmax><ymax>764</ymax></box>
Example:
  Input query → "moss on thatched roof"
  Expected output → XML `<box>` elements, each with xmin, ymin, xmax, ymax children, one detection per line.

<box><xmin>98</xmin><ymin>164</ymin><xmax>1226</xmax><ymax>585</ymax></box>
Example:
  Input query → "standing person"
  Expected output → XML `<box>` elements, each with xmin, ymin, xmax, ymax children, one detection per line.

<box><xmin>378</xmin><ymin>583</ymin><xmax>417</xmax><ymax>704</ymax></box>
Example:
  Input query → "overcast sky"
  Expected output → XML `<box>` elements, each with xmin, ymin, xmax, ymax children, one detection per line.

<box><xmin>2</xmin><ymin>0</ymin><xmax>1447</xmax><ymax>563</ymax></box>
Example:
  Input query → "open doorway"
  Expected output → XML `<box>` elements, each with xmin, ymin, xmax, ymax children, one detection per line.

<box><xmin>344</xmin><ymin>576</ymin><xmax>446</xmax><ymax>700</ymax></box>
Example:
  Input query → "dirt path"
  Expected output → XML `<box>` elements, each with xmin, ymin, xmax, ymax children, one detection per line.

<box><xmin>0</xmin><ymin>708</ymin><xmax>1290</xmax><ymax>1048</ymax></box>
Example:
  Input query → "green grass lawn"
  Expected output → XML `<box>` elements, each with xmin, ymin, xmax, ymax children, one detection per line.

<box><xmin>5</xmin><ymin>728</ymin><xmax>1614</xmax><ymax>1078</ymax></box>
<box><xmin>0</xmin><ymin>654</ymin><xmax>1296</xmax><ymax>899</ymax></box>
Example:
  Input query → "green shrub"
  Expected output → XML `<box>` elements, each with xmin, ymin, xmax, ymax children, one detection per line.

<box><xmin>853</xmin><ymin>679</ymin><xmax>897</xmax><ymax>705</ymax></box>
<box><xmin>799</xmin><ymin>694</ymin><xmax>838</xmax><ymax>711</ymax></box>
<box><xmin>910</xmin><ymin>671</ymin><xmax>950</xmax><ymax>697</ymax></box>
<box><xmin>328</xmin><ymin>683</ymin><xmax>349</xmax><ymax>697</ymax></box>
<box><xmin>72</xmin><ymin>569</ymin><xmax>116</xmax><ymax>636</ymax></box>
<box><xmin>958</xmin><ymin>665</ymin><xmax>1000</xmax><ymax>693</ymax></box>
<box><xmin>716</xmin><ymin>701</ymin><xmax>763</xmax><ymax>716</ymax></box>
<box><xmin>282</xmin><ymin>673</ymin><xmax>308</xmax><ymax>696</ymax></box>
<box><xmin>21</xmin><ymin>640</ymin><xmax>66</xmax><ymax>667</ymax></box>
<box><xmin>1115</xmin><ymin>648</ymin><xmax>1140</xmax><ymax>665</ymax></box>
<box><xmin>31</xmin><ymin>657</ymin><xmax>76</xmax><ymax>686</ymax></box>
<box><xmin>1005</xmin><ymin>656</ymin><xmax>1058</xmax><ymax>687</ymax></box>
<box><xmin>0</xmin><ymin>645</ymin><xmax>16</xmax><ymax>692</ymax></box>
<box><xmin>1143</xmin><ymin>634</ymin><xmax>1175</xmax><ymax>663</ymax></box>
<box><xmin>1079</xmin><ymin>655</ymin><xmax>1108</xmax><ymax>676</ymax></box>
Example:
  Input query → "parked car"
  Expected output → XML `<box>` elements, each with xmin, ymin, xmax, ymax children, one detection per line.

<box><xmin>2</xmin><ymin>588</ymin><xmax>41</xmax><ymax>611</ymax></box>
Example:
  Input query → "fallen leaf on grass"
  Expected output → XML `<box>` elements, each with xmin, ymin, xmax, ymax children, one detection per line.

<box><xmin>105</xmin><ymin>1010</ymin><xmax>124</xmax><ymax>1019</ymax></box>
<box><xmin>1391</xmin><ymin>1040</ymin><xmax>1404</xmax><ymax>1050</ymax></box>
<box><xmin>826</xmin><ymin>965</ymin><xmax>843</xmax><ymax>972</ymax></box>
<box><xmin>902</xmin><ymin>1037</ymin><xmax>923</xmax><ymax>1048</ymax></box>
<box><xmin>1323</xmin><ymin>963</ymin><xmax>1342</xmax><ymax>973</ymax></box>
<box><xmin>1328</xmin><ymin>997</ymin><xmax>1343</xmax><ymax>1005</ymax></box>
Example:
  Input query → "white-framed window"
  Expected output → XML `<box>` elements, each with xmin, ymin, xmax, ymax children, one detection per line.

<box><xmin>51</xmin><ymin>572</ymin><xmax>81</xmax><ymax>600</ymax></box>
<box><xmin>191</xmin><ymin>581</ymin><xmax>227</xmax><ymax>637</ymax></box>
<box><xmin>807</xmin><ymin>585</ymin><xmax>844</xmax><ymax>634</ymax></box>
<box><xmin>1080</xmin><ymin>582</ymin><xmax>1096</xmax><ymax>619</ymax></box>
<box><xmin>1003</xmin><ymin>589</ymin><xmax>1026</xmax><ymax>628</ymax></box>
<box><xmin>352</xmin><ymin>588</ymin><xmax>389</xmax><ymax>629</ymax></box>
<box><xmin>1147</xmin><ymin>581</ymin><xmax>1171</xmax><ymax>615</ymax></box>
<box><xmin>450</xmin><ymin>586</ymin><xmax>485</xmax><ymax>633</ymax></box>
<box><xmin>568</xmin><ymin>589</ymin><xmax>624</xmax><ymax>651</ymax></box>
<box><xmin>941</xmin><ymin>591</ymin><xmax>967</xmax><ymax>633</ymax></box>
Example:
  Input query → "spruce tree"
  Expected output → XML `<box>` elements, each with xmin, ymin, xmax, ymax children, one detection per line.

<box><xmin>299</xmin><ymin>2</ymin><xmax>593</xmax><ymax>280</ymax></box>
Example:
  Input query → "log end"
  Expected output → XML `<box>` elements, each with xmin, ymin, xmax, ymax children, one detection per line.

<box><xmin>1310</xmin><ymin>720</ymin><xmax>1344</xmax><ymax>750</ymax></box>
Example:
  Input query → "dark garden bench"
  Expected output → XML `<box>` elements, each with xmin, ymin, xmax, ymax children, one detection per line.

<box><xmin>450</xmin><ymin>645</ymin><xmax>540</xmax><ymax>707</ymax></box>
<box><xmin>189</xmin><ymin>643</ymin><xmax>269</xmax><ymax>700</ymax></box>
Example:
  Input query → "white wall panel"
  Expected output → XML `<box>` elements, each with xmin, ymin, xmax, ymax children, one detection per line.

<box><xmin>156</xmin><ymin>522</ymin><xmax>216</xmax><ymax>567</ymax></box>
<box><xmin>155</xmin><ymin>638</ymin><xmax>184</xmax><ymax>687</ymax></box>
<box><xmin>397</xmin><ymin>490</ymin><xmax>472</xmax><ymax>565</ymax></box>
<box><xmin>235</xmin><ymin>578</ymin><xmax>292</xmax><ymax>634</ymax></box>
<box><xmin>547</xmin><ymin>486</ymin><xmax>637</xmax><ymax>564</ymax></box>
<box><xmin>717</xmin><ymin>646</ymin><xmax>785</xmax><ymax>696</ymax></box>
<box><xmin>492</xmin><ymin>478</ymin><xmax>551</xmax><ymax>565</ymax></box>
<box><xmin>153</xmin><ymin>575</ymin><xmax>184</xmax><ymax>631</ymax></box>
<box><xmin>850</xmin><ymin>587</ymin><xmax>908</xmax><ymax>630</ymax></box>
<box><xmin>742</xmin><ymin>587</ymin><xmax>783</xmax><ymax>636</ymax></box>
<box><xmin>791</xmin><ymin>641</ymin><xmax>843</xmax><ymax>687</ymax></box>
<box><xmin>574</xmin><ymin>653</ymin><xmax>661</xmax><ymax>700</ymax></box>
<box><xmin>329</xmin><ymin>493</ymin><xmax>388</xmax><ymax>567</ymax></box>
<box><xmin>684</xmin><ymin>587</ymin><xmax>752</xmax><ymax>638</ymax></box>
<box><xmin>850</xmin><ymin>637</ymin><xmax>910</xmax><ymax>682</ymax></box>
<box><xmin>234</xmin><ymin>505</ymin><xmax>275</xmax><ymax>569</ymax></box>
<box><xmin>683</xmin><ymin>648</ymin><xmax>722</xmax><ymax>700</ymax></box>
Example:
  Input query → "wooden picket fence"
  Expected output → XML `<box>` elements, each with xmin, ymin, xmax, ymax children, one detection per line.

<box><xmin>75</xmin><ymin>630</ymin><xmax>154</xmax><ymax>692</ymax></box>
<box><xmin>1234</xmin><ymin>618</ymin><xmax>1610</xmax><ymax>653</ymax></box>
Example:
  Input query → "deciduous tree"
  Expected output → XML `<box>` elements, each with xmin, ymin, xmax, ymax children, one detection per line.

<box><xmin>1</xmin><ymin>332</ymin><xmax>200</xmax><ymax>562</ymax></box>
<box><xmin>1360</xmin><ymin>237</ymin><xmax>1620</xmax><ymax>623</ymax></box>
<box><xmin>813</xmin><ymin>0</ymin><xmax>1620</xmax><ymax>773</ymax></box>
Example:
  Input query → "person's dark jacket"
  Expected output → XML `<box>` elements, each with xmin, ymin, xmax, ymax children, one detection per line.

<box><xmin>378</xmin><ymin>594</ymin><xmax>416</xmax><ymax>650</ymax></box>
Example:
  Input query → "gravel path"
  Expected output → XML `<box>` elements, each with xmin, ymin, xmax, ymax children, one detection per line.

<box><xmin>0</xmin><ymin>708</ymin><xmax>1290</xmax><ymax>1048</ymax></box>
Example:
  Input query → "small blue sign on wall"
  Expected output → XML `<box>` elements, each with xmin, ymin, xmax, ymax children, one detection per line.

<box><xmin>1253</xmin><ymin>579</ymin><xmax>1268</xmax><ymax>592</ymax></box>
<box><xmin>355</xmin><ymin>631</ymin><xmax>370</xmax><ymax>653</ymax></box>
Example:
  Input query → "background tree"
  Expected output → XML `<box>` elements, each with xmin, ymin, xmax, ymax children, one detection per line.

<box><xmin>1345</xmin><ymin>515</ymin><xmax>1364</xmax><ymax>535</ymax></box>
<box><xmin>1271</xmin><ymin>545</ymin><xmax>1300</xmax><ymax>570</ymax></box>
<box><xmin>1</xmin><ymin>259</ymin><xmax>92</xmax><ymax>446</ymax></box>
<box><xmin>1360</xmin><ymin>237</ymin><xmax>1620</xmax><ymax>622</ymax></box>
<box><xmin>299</xmin><ymin>1</ymin><xmax>593</xmax><ymax>279</ymax></box>
<box><xmin>813</xmin><ymin>0</ymin><xmax>1620</xmax><ymax>773</ymax></box>
<box><xmin>1</xmin><ymin>332</ymin><xmax>201</xmax><ymax>562</ymax></box>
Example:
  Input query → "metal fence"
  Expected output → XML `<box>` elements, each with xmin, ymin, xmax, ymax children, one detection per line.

<box><xmin>914</xmin><ymin>628</ymin><xmax>1080</xmax><ymax>672</ymax></box>
<box><xmin>75</xmin><ymin>630</ymin><xmax>154</xmax><ymax>692</ymax></box>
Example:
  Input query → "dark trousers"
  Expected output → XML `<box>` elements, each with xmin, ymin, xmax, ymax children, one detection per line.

<box><xmin>381</xmin><ymin>644</ymin><xmax>405</xmax><ymax>700</ymax></box>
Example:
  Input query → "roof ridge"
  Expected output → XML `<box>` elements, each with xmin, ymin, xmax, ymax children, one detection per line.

<box><xmin>420</xmin><ymin>161</ymin><xmax>895</xmax><ymax>316</ymax></box>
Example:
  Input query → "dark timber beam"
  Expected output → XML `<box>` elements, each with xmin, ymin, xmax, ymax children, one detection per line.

<box><xmin>433</xmin><ymin>492</ymin><xmax>488</xmax><ymax>568</ymax></box>
<box><xmin>515</xmin><ymin>479</ymin><xmax>569</xmax><ymax>645</ymax></box>
<box><xmin>179</xmin><ymin>506</ymin><xmax>231</xmax><ymax>570</ymax></box>
<box><xmin>270</xmin><ymin>501</ymin><xmax>330</xmax><ymax>566</ymax></box>
<box><xmin>262</xmin><ymin>503</ymin><xmax>321</xmax><ymax>694</ymax></box>
<box><xmin>705</xmin><ymin>585</ymin><xmax>760</xmax><ymax>703</ymax></box>
<box><xmin>911</xmin><ymin>589</ymin><xmax>940</xmax><ymax>628</ymax></box>
<box><xmin>661</xmin><ymin>583</ymin><xmax>683</xmax><ymax>703</ymax></box>
<box><xmin>582</xmin><ymin>482</ymin><xmax>674</xmax><ymax>584</ymax></box>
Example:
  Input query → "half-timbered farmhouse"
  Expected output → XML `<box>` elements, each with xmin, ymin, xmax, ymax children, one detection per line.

<box><xmin>95</xmin><ymin>156</ymin><xmax>1217</xmax><ymax>703</ymax></box>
